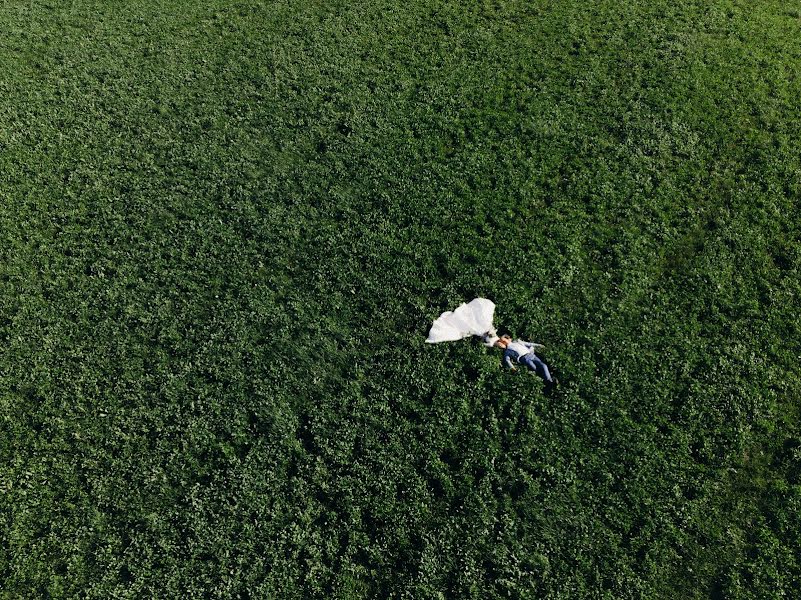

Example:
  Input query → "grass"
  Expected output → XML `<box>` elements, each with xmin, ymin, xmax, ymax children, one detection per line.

<box><xmin>2</xmin><ymin>0</ymin><xmax>801</xmax><ymax>597</ymax></box>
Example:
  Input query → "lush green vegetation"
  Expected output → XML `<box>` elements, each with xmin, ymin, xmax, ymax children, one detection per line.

<box><xmin>2</xmin><ymin>0</ymin><xmax>800</xmax><ymax>597</ymax></box>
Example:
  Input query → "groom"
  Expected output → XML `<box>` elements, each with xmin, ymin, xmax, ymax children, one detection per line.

<box><xmin>491</xmin><ymin>334</ymin><xmax>558</xmax><ymax>391</ymax></box>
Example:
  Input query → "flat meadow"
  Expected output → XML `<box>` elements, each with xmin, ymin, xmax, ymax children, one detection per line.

<box><xmin>1</xmin><ymin>0</ymin><xmax>800</xmax><ymax>597</ymax></box>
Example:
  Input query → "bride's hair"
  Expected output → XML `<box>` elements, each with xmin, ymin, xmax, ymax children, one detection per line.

<box><xmin>481</xmin><ymin>331</ymin><xmax>500</xmax><ymax>347</ymax></box>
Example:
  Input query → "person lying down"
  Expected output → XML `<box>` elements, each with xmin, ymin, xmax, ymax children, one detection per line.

<box><xmin>483</xmin><ymin>333</ymin><xmax>558</xmax><ymax>392</ymax></box>
<box><xmin>426</xmin><ymin>298</ymin><xmax>558</xmax><ymax>391</ymax></box>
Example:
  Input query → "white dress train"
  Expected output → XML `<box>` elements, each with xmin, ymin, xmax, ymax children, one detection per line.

<box><xmin>426</xmin><ymin>298</ymin><xmax>496</xmax><ymax>344</ymax></box>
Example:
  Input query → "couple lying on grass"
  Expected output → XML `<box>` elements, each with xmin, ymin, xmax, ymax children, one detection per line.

<box><xmin>425</xmin><ymin>298</ymin><xmax>558</xmax><ymax>392</ymax></box>
<box><xmin>484</xmin><ymin>333</ymin><xmax>559</xmax><ymax>393</ymax></box>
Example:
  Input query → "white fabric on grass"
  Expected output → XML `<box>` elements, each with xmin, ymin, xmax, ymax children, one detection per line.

<box><xmin>426</xmin><ymin>298</ymin><xmax>497</xmax><ymax>344</ymax></box>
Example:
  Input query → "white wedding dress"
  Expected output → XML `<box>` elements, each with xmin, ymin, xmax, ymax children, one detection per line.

<box><xmin>426</xmin><ymin>298</ymin><xmax>497</xmax><ymax>344</ymax></box>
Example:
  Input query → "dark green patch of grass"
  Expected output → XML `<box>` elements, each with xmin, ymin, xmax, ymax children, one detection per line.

<box><xmin>2</xmin><ymin>0</ymin><xmax>801</xmax><ymax>597</ymax></box>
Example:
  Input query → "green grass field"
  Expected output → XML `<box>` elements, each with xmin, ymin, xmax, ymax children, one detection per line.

<box><xmin>2</xmin><ymin>0</ymin><xmax>801</xmax><ymax>597</ymax></box>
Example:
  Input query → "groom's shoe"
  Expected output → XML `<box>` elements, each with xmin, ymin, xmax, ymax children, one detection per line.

<box><xmin>545</xmin><ymin>376</ymin><xmax>560</xmax><ymax>394</ymax></box>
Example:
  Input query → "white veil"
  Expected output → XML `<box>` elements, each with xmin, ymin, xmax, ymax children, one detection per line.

<box><xmin>426</xmin><ymin>298</ymin><xmax>497</xmax><ymax>345</ymax></box>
